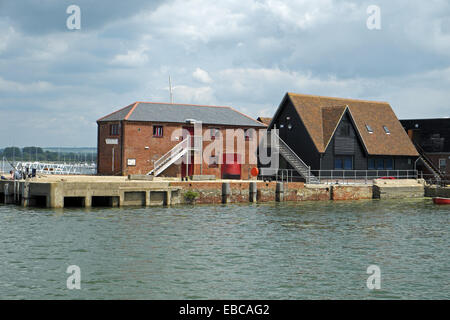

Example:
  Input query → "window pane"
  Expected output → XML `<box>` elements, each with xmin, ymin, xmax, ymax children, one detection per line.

<box><xmin>153</xmin><ymin>126</ymin><xmax>163</xmax><ymax>137</ymax></box>
<box><xmin>368</xmin><ymin>159</ymin><xmax>375</xmax><ymax>170</ymax></box>
<box><xmin>334</xmin><ymin>159</ymin><xmax>343</xmax><ymax>169</ymax></box>
<box><xmin>385</xmin><ymin>159</ymin><xmax>393</xmax><ymax>170</ymax></box>
<box><xmin>376</xmin><ymin>159</ymin><xmax>384</xmax><ymax>170</ymax></box>
<box><xmin>344</xmin><ymin>157</ymin><xmax>353</xmax><ymax>170</ymax></box>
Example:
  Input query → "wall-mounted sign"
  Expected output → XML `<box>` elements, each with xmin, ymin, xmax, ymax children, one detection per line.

<box><xmin>127</xmin><ymin>158</ymin><xmax>136</xmax><ymax>166</ymax></box>
<box><xmin>105</xmin><ymin>138</ymin><xmax>118</xmax><ymax>145</ymax></box>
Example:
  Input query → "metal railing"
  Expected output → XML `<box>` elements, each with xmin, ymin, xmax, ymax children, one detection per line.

<box><xmin>420</xmin><ymin>173</ymin><xmax>450</xmax><ymax>187</ymax></box>
<box><xmin>259</xmin><ymin>168</ymin><xmax>419</xmax><ymax>184</ymax></box>
<box><xmin>149</xmin><ymin>138</ymin><xmax>189</xmax><ymax>175</ymax></box>
<box><xmin>15</xmin><ymin>161</ymin><xmax>97</xmax><ymax>175</ymax></box>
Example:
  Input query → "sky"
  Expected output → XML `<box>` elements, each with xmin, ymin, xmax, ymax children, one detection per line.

<box><xmin>0</xmin><ymin>0</ymin><xmax>449</xmax><ymax>147</ymax></box>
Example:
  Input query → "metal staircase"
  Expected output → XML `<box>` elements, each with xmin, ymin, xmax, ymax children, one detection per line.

<box><xmin>272</xmin><ymin>132</ymin><xmax>319</xmax><ymax>183</ymax></box>
<box><xmin>413</xmin><ymin>141</ymin><xmax>443</xmax><ymax>182</ymax></box>
<box><xmin>147</xmin><ymin>139</ymin><xmax>189</xmax><ymax>176</ymax></box>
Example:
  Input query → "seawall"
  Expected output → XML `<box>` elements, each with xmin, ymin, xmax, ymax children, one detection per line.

<box><xmin>0</xmin><ymin>176</ymin><xmax>427</xmax><ymax>208</ymax></box>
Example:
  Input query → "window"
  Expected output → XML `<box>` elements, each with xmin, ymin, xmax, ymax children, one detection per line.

<box><xmin>376</xmin><ymin>159</ymin><xmax>384</xmax><ymax>170</ymax></box>
<box><xmin>153</xmin><ymin>126</ymin><xmax>163</xmax><ymax>137</ymax></box>
<box><xmin>334</xmin><ymin>158</ymin><xmax>343</xmax><ymax>170</ymax></box>
<box><xmin>210</xmin><ymin>128</ymin><xmax>220</xmax><ymax>140</ymax></box>
<box><xmin>110</xmin><ymin>124</ymin><xmax>119</xmax><ymax>136</ymax></box>
<box><xmin>439</xmin><ymin>159</ymin><xmax>446</xmax><ymax>169</ymax></box>
<box><xmin>369</xmin><ymin>158</ymin><xmax>394</xmax><ymax>170</ymax></box>
<box><xmin>344</xmin><ymin>157</ymin><xmax>353</xmax><ymax>170</ymax></box>
<box><xmin>365</xmin><ymin>124</ymin><xmax>373</xmax><ymax>134</ymax></box>
<box><xmin>335</xmin><ymin>156</ymin><xmax>353</xmax><ymax>170</ymax></box>
<box><xmin>385</xmin><ymin>159</ymin><xmax>393</xmax><ymax>170</ymax></box>
<box><xmin>383</xmin><ymin>126</ymin><xmax>390</xmax><ymax>134</ymax></box>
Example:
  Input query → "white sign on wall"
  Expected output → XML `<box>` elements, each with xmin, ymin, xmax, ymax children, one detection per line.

<box><xmin>127</xmin><ymin>158</ymin><xmax>136</xmax><ymax>166</ymax></box>
<box><xmin>105</xmin><ymin>138</ymin><xmax>118</xmax><ymax>145</ymax></box>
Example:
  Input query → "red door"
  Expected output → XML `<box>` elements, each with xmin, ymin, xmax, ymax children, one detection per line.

<box><xmin>181</xmin><ymin>126</ymin><xmax>194</xmax><ymax>177</ymax></box>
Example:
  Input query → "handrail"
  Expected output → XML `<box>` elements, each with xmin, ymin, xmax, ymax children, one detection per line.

<box><xmin>413</xmin><ymin>141</ymin><xmax>443</xmax><ymax>178</ymax></box>
<box><xmin>271</xmin><ymin>131</ymin><xmax>310</xmax><ymax>171</ymax></box>
<box><xmin>153</xmin><ymin>139</ymin><xmax>188</xmax><ymax>170</ymax></box>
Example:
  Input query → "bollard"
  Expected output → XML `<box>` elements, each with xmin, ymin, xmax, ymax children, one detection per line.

<box><xmin>21</xmin><ymin>182</ymin><xmax>30</xmax><ymax>207</ymax></box>
<box><xmin>276</xmin><ymin>182</ymin><xmax>284</xmax><ymax>202</ymax></box>
<box><xmin>222</xmin><ymin>182</ymin><xmax>231</xmax><ymax>204</ymax></box>
<box><xmin>249</xmin><ymin>182</ymin><xmax>257</xmax><ymax>203</ymax></box>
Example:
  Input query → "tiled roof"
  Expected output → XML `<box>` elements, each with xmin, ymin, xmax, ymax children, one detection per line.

<box><xmin>97</xmin><ymin>102</ymin><xmax>266</xmax><ymax>127</ymax></box>
<box><xmin>283</xmin><ymin>93</ymin><xmax>419</xmax><ymax>156</ymax></box>
<box><xmin>256</xmin><ymin>117</ymin><xmax>272</xmax><ymax>126</ymax></box>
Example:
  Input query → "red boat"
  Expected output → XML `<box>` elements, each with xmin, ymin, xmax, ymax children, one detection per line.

<box><xmin>433</xmin><ymin>197</ymin><xmax>450</xmax><ymax>205</ymax></box>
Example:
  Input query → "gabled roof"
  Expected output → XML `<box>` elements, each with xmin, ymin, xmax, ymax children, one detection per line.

<box><xmin>97</xmin><ymin>102</ymin><xmax>266</xmax><ymax>127</ymax></box>
<box><xmin>271</xmin><ymin>93</ymin><xmax>419</xmax><ymax>156</ymax></box>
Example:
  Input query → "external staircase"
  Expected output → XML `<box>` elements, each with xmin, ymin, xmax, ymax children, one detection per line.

<box><xmin>413</xmin><ymin>141</ymin><xmax>444</xmax><ymax>182</ymax></box>
<box><xmin>147</xmin><ymin>139</ymin><xmax>189</xmax><ymax>177</ymax></box>
<box><xmin>272</xmin><ymin>132</ymin><xmax>319</xmax><ymax>183</ymax></box>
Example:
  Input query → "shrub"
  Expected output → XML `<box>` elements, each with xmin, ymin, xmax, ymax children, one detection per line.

<box><xmin>184</xmin><ymin>190</ymin><xmax>199</xmax><ymax>203</ymax></box>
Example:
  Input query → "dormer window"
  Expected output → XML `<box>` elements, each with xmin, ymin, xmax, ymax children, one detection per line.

<box><xmin>383</xmin><ymin>126</ymin><xmax>390</xmax><ymax>134</ymax></box>
<box><xmin>365</xmin><ymin>124</ymin><xmax>373</xmax><ymax>134</ymax></box>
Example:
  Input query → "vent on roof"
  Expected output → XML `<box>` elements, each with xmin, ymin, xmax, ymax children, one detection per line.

<box><xmin>383</xmin><ymin>126</ymin><xmax>390</xmax><ymax>134</ymax></box>
<box><xmin>365</xmin><ymin>124</ymin><xmax>373</xmax><ymax>134</ymax></box>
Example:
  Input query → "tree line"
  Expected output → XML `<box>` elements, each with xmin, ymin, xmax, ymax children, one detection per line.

<box><xmin>0</xmin><ymin>147</ymin><xmax>97</xmax><ymax>163</ymax></box>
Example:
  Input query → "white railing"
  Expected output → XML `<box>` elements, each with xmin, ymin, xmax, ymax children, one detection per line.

<box><xmin>259</xmin><ymin>168</ymin><xmax>419</xmax><ymax>184</ymax></box>
<box><xmin>13</xmin><ymin>161</ymin><xmax>96</xmax><ymax>175</ymax></box>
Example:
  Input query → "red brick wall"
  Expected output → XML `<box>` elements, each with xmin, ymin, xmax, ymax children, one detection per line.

<box><xmin>98</xmin><ymin>121</ymin><xmax>263</xmax><ymax>178</ymax></box>
<box><xmin>97</xmin><ymin>121</ymin><xmax>122</xmax><ymax>175</ymax></box>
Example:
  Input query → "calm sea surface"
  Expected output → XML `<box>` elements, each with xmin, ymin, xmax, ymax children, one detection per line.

<box><xmin>0</xmin><ymin>199</ymin><xmax>448</xmax><ymax>299</ymax></box>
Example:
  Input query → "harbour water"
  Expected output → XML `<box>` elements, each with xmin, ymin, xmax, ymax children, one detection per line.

<box><xmin>0</xmin><ymin>199</ymin><xmax>448</xmax><ymax>299</ymax></box>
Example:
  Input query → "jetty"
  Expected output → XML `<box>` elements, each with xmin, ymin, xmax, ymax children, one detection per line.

<box><xmin>0</xmin><ymin>175</ymin><xmax>430</xmax><ymax>208</ymax></box>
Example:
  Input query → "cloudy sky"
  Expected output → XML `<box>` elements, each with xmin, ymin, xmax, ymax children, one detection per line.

<box><xmin>1</xmin><ymin>0</ymin><xmax>449</xmax><ymax>147</ymax></box>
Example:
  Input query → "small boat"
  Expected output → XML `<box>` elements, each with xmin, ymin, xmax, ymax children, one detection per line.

<box><xmin>433</xmin><ymin>197</ymin><xmax>450</xmax><ymax>205</ymax></box>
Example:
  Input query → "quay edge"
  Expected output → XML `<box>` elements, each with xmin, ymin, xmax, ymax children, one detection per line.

<box><xmin>0</xmin><ymin>177</ymin><xmax>431</xmax><ymax>209</ymax></box>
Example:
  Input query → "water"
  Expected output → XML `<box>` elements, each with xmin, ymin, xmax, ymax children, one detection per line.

<box><xmin>0</xmin><ymin>199</ymin><xmax>448</xmax><ymax>299</ymax></box>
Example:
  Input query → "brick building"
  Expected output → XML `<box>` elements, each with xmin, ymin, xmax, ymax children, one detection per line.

<box><xmin>97</xmin><ymin>102</ymin><xmax>266</xmax><ymax>179</ymax></box>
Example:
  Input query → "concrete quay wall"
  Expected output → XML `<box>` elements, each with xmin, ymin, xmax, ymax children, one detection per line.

<box><xmin>0</xmin><ymin>178</ymin><xmax>430</xmax><ymax>208</ymax></box>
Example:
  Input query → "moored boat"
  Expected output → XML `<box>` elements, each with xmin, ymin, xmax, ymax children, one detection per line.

<box><xmin>432</xmin><ymin>197</ymin><xmax>450</xmax><ymax>205</ymax></box>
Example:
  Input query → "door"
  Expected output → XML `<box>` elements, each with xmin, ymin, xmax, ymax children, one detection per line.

<box><xmin>181</xmin><ymin>126</ymin><xmax>194</xmax><ymax>177</ymax></box>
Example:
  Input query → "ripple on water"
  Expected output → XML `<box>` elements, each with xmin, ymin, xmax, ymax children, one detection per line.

<box><xmin>0</xmin><ymin>199</ymin><xmax>448</xmax><ymax>299</ymax></box>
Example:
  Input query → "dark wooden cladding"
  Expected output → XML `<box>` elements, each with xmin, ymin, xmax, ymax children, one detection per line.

<box><xmin>269</xmin><ymin>94</ymin><xmax>419</xmax><ymax>172</ymax></box>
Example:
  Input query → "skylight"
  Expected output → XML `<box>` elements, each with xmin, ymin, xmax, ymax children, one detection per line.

<box><xmin>365</xmin><ymin>124</ymin><xmax>373</xmax><ymax>133</ymax></box>
<box><xmin>383</xmin><ymin>126</ymin><xmax>390</xmax><ymax>134</ymax></box>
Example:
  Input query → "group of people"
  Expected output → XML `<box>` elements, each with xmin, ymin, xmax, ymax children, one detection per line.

<box><xmin>1</xmin><ymin>169</ymin><xmax>32</xmax><ymax>180</ymax></box>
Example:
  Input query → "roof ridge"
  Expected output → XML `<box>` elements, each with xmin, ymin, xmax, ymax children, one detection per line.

<box><xmin>287</xmin><ymin>92</ymin><xmax>389</xmax><ymax>105</ymax></box>
<box><xmin>135</xmin><ymin>101</ymin><xmax>231</xmax><ymax>108</ymax></box>
<box><xmin>124</xmin><ymin>102</ymin><xmax>139</xmax><ymax>120</ymax></box>
<box><xmin>96</xmin><ymin>103</ymin><xmax>135</xmax><ymax>122</ymax></box>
